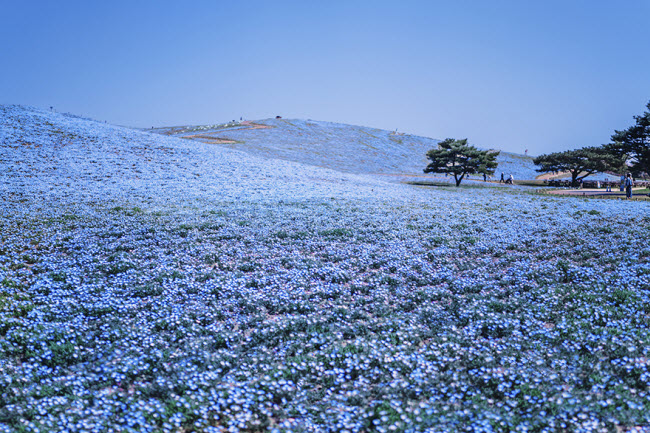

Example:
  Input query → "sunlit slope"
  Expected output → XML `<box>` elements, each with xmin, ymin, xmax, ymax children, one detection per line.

<box><xmin>152</xmin><ymin>118</ymin><xmax>539</xmax><ymax>180</ymax></box>
<box><xmin>0</xmin><ymin>106</ymin><xmax>410</xmax><ymax>208</ymax></box>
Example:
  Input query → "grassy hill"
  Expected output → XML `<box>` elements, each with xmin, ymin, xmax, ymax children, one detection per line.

<box><xmin>151</xmin><ymin>118</ymin><xmax>540</xmax><ymax>181</ymax></box>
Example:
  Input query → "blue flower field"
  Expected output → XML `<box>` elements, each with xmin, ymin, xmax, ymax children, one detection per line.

<box><xmin>1</xmin><ymin>106</ymin><xmax>649</xmax><ymax>432</ymax></box>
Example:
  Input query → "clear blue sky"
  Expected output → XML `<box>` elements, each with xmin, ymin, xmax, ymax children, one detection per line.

<box><xmin>2</xmin><ymin>0</ymin><xmax>649</xmax><ymax>155</ymax></box>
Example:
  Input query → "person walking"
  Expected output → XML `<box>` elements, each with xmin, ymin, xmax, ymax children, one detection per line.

<box><xmin>625</xmin><ymin>173</ymin><xmax>633</xmax><ymax>199</ymax></box>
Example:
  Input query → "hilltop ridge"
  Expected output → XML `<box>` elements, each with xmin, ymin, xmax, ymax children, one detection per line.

<box><xmin>151</xmin><ymin>118</ymin><xmax>540</xmax><ymax>181</ymax></box>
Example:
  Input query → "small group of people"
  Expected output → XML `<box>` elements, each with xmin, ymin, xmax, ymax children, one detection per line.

<box><xmin>498</xmin><ymin>172</ymin><xmax>514</xmax><ymax>184</ymax></box>
<box><xmin>599</xmin><ymin>174</ymin><xmax>636</xmax><ymax>198</ymax></box>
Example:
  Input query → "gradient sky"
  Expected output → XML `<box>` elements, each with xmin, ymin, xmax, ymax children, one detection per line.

<box><xmin>2</xmin><ymin>0</ymin><xmax>649</xmax><ymax>155</ymax></box>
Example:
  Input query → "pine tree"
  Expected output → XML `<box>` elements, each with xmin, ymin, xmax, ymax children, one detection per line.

<box><xmin>610</xmin><ymin>101</ymin><xmax>650</xmax><ymax>177</ymax></box>
<box><xmin>533</xmin><ymin>147</ymin><xmax>626</xmax><ymax>186</ymax></box>
<box><xmin>423</xmin><ymin>138</ymin><xmax>499</xmax><ymax>187</ymax></box>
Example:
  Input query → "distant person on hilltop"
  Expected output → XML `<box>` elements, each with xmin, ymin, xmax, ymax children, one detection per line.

<box><xmin>500</xmin><ymin>172</ymin><xmax>504</xmax><ymax>183</ymax></box>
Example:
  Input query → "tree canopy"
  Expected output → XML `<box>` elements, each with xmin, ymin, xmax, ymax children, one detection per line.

<box><xmin>610</xmin><ymin>101</ymin><xmax>650</xmax><ymax>177</ymax></box>
<box><xmin>423</xmin><ymin>138</ymin><xmax>499</xmax><ymax>186</ymax></box>
<box><xmin>533</xmin><ymin>146</ymin><xmax>626</xmax><ymax>186</ymax></box>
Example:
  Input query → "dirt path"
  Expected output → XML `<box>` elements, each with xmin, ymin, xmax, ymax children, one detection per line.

<box><xmin>177</xmin><ymin>121</ymin><xmax>273</xmax><ymax>144</ymax></box>
<box><xmin>170</xmin><ymin>121</ymin><xmax>274</xmax><ymax>145</ymax></box>
<box><xmin>535</xmin><ymin>172</ymin><xmax>568</xmax><ymax>180</ymax></box>
<box><xmin>184</xmin><ymin>134</ymin><xmax>237</xmax><ymax>144</ymax></box>
<box><xmin>544</xmin><ymin>187</ymin><xmax>648</xmax><ymax>198</ymax></box>
<box><xmin>535</xmin><ymin>171</ymin><xmax>623</xmax><ymax>181</ymax></box>
<box><xmin>240</xmin><ymin>120</ymin><xmax>272</xmax><ymax>130</ymax></box>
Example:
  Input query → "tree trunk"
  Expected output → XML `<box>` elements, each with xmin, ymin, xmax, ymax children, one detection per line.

<box><xmin>571</xmin><ymin>171</ymin><xmax>579</xmax><ymax>187</ymax></box>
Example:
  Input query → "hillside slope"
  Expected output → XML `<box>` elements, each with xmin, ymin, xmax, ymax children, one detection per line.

<box><xmin>0</xmin><ymin>106</ymin><xmax>410</xmax><ymax>210</ymax></box>
<box><xmin>151</xmin><ymin>118</ymin><xmax>539</xmax><ymax>180</ymax></box>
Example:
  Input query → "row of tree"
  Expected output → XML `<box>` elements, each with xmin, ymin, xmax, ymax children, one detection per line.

<box><xmin>532</xmin><ymin>146</ymin><xmax>625</xmax><ymax>186</ymax></box>
<box><xmin>533</xmin><ymin>101</ymin><xmax>650</xmax><ymax>186</ymax></box>
<box><xmin>423</xmin><ymin>101</ymin><xmax>650</xmax><ymax>186</ymax></box>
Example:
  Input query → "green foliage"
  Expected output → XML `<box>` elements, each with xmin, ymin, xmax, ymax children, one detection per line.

<box><xmin>50</xmin><ymin>271</ymin><xmax>67</xmax><ymax>282</ymax></box>
<box><xmin>319</xmin><ymin>228</ymin><xmax>353</xmax><ymax>238</ymax></box>
<box><xmin>557</xmin><ymin>260</ymin><xmax>571</xmax><ymax>283</ymax></box>
<box><xmin>110</xmin><ymin>206</ymin><xmax>143</xmax><ymax>216</ymax></box>
<box><xmin>533</xmin><ymin>146</ymin><xmax>626</xmax><ymax>186</ymax></box>
<box><xmin>100</xmin><ymin>262</ymin><xmax>134</xmax><ymax>276</ymax></box>
<box><xmin>610</xmin><ymin>101</ymin><xmax>650</xmax><ymax>177</ymax></box>
<box><xmin>0</xmin><ymin>290</ymin><xmax>33</xmax><ymax>327</ymax></box>
<box><xmin>423</xmin><ymin>138</ymin><xmax>500</xmax><ymax>186</ymax></box>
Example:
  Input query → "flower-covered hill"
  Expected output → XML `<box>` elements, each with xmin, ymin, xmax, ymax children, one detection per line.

<box><xmin>0</xmin><ymin>105</ymin><xmax>409</xmax><ymax>209</ymax></box>
<box><xmin>1</xmin><ymin>105</ymin><xmax>650</xmax><ymax>432</ymax></box>
<box><xmin>151</xmin><ymin>118</ymin><xmax>539</xmax><ymax>181</ymax></box>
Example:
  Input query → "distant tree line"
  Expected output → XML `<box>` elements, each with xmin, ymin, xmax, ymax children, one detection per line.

<box><xmin>533</xmin><ymin>147</ymin><xmax>625</xmax><ymax>187</ymax></box>
<box><xmin>423</xmin><ymin>101</ymin><xmax>650</xmax><ymax>187</ymax></box>
<box><xmin>533</xmin><ymin>101</ymin><xmax>650</xmax><ymax>186</ymax></box>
